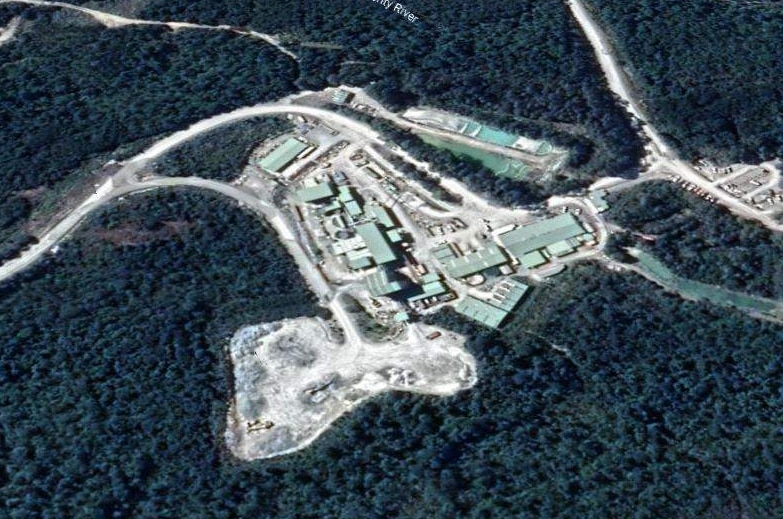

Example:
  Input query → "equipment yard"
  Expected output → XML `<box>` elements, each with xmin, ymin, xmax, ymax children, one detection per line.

<box><xmin>226</xmin><ymin>317</ymin><xmax>475</xmax><ymax>460</ymax></box>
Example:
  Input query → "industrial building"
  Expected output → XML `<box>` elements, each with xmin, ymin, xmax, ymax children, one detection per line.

<box><xmin>259</xmin><ymin>138</ymin><xmax>314</xmax><ymax>173</ymax></box>
<box><xmin>366</xmin><ymin>267</ymin><xmax>405</xmax><ymax>297</ymax></box>
<box><xmin>454</xmin><ymin>297</ymin><xmax>509</xmax><ymax>329</ymax></box>
<box><xmin>441</xmin><ymin>243</ymin><xmax>509</xmax><ymax>278</ymax></box>
<box><xmin>296</xmin><ymin>181</ymin><xmax>336</xmax><ymax>204</ymax></box>
<box><xmin>355</xmin><ymin>222</ymin><xmax>399</xmax><ymax>265</ymax></box>
<box><xmin>408</xmin><ymin>272</ymin><xmax>450</xmax><ymax>304</ymax></box>
<box><xmin>498</xmin><ymin>213</ymin><xmax>593</xmax><ymax>265</ymax></box>
<box><xmin>454</xmin><ymin>278</ymin><xmax>530</xmax><ymax>329</ymax></box>
<box><xmin>331</xmin><ymin>89</ymin><xmax>354</xmax><ymax>105</ymax></box>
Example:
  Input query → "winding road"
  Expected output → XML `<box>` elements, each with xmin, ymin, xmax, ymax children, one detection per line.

<box><xmin>567</xmin><ymin>0</ymin><xmax>783</xmax><ymax>232</ymax></box>
<box><xmin>0</xmin><ymin>0</ymin><xmax>299</xmax><ymax>60</ymax></box>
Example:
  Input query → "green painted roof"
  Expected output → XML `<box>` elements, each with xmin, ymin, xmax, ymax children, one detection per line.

<box><xmin>546</xmin><ymin>240</ymin><xmax>576</xmax><ymax>257</ymax></box>
<box><xmin>442</xmin><ymin>243</ymin><xmax>508</xmax><ymax>278</ymax></box>
<box><xmin>521</xmin><ymin>250</ymin><xmax>548</xmax><ymax>269</ymax></box>
<box><xmin>259</xmin><ymin>138</ymin><xmax>309</xmax><ymax>173</ymax></box>
<box><xmin>393</xmin><ymin>311</ymin><xmax>410</xmax><ymax>322</ymax></box>
<box><xmin>321</xmin><ymin>200</ymin><xmax>342</xmax><ymax>214</ymax></box>
<box><xmin>344</xmin><ymin>200</ymin><xmax>363</xmax><ymax>217</ymax></box>
<box><xmin>499</xmin><ymin>214</ymin><xmax>585</xmax><ymax>261</ymax></box>
<box><xmin>408</xmin><ymin>280</ymin><xmax>448</xmax><ymax>302</ymax></box>
<box><xmin>338</xmin><ymin>186</ymin><xmax>356</xmax><ymax>203</ymax></box>
<box><xmin>454</xmin><ymin>296</ymin><xmax>508</xmax><ymax>329</ymax></box>
<box><xmin>366</xmin><ymin>268</ymin><xmax>405</xmax><ymax>296</ymax></box>
<box><xmin>297</xmin><ymin>182</ymin><xmax>336</xmax><ymax>203</ymax></box>
<box><xmin>348</xmin><ymin>255</ymin><xmax>373</xmax><ymax>270</ymax></box>
<box><xmin>355</xmin><ymin>223</ymin><xmax>398</xmax><ymax>264</ymax></box>
<box><xmin>367</xmin><ymin>204</ymin><xmax>397</xmax><ymax>228</ymax></box>
<box><xmin>491</xmin><ymin>279</ymin><xmax>529</xmax><ymax>312</ymax></box>
<box><xmin>420</xmin><ymin>272</ymin><xmax>441</xmax><ymax>284</ymax></box>
<box><xmin>589</xmin><ymin>190</ymin><xmax>609</xmax><ymax>211</ymax></box>
<box><xmin>387</xmin><ymin>229</ymin><xmax>403</xmax><ymax>243</ymax></box>
<box><xmin>432</xmin><ymin>244</ymin><xmax>457</xmax><ymax>261</ymax></box>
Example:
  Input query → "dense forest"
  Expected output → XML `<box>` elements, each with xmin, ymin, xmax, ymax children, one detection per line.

<box><xmin>151</xmin><ymin>118</ymin><xmax>292</xmax><ymax>181</ymax></box>
<box><xmin>585</xmin><ymin>0</ymin><xmax>783</xmax><ymax>163</ymax></box>
<box><xmin>0</xmin><ymin>5</ymin><xmax>298</xmax><ymax>255</ymax></box>
<box><xmin>607</xmin><ymin>180</ymin><xmax>783</xmax><ymax>300</ymax></box>
<box><xmin>2</xmin><ymin>187</ymin><xmax>783</xmax><ymax>516</ymax></box>
<box><xmin>136</xmin><ymin>0</ymin><xmax>643</xmax><ymax>180</ymax></box>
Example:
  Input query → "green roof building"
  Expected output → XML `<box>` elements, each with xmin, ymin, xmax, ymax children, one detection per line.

<box><xmin>589</xmin><ymin>190</ymin><xmax>609</xmax><ymax>212</ymax></box>
<box><xmin>355</xmin><ymin>222</ymin><xmax>398</xmax><ymax>265</ymax></box>
<box><xmin>366</xmin><ymin>268</ymin><xmax>405</xmax><ymax>297</ymax></box>
<box><xmin>387</xmin><ymin>229</ymin><xmax>404</xmax><ymax>243</ymax></box>
<box><xmin>367</xmin><ymin>204</ymin><xmax>397</xmax><ymax>229</ymax></box>
<box><xmin>454</xmin><ymin>279</ymin><xmax>530</xmax><ymax>329</ymax></box>
<box><xmin>432</xmin><ymin>244</ymin><xmax>457</xmax><ymax>261</ymax></box>
<box><xmin>338</xmin><ymin>186</ymin><xmax>356</xmax><ymax>203</ymax></box>
<box><xmin>491</xmin><ymin>278</ymin><xmax>529</xmax><ymax>312</ymax></box>
<box><xmin>344</xmin><ymin>200</ymin><xmax>363</xmax><ymax>217</ymax></box>
<box><xmin>520</xmin><ymin>250</ymin><xmax>547</xmax><ymax>269</ymax></box>
<box><xmin>499</xmin><ymin>214</ymin><xmax>587</xmax><ymax>261</ymax></box>
<box><xmin>259</xmin><ymin>138</ymin><xmax>311</xmax><ymax>173</ymax></box>
<box><xmin>347</xmin><ymin>255</ymin><xmax>374</xmax><ymax>270</ymax></box>
<box><xmin>454</xmin><ymin>297</ymin><xmax>509</xmax><ymax>329</ymax></box>
<box><xmin>442</xmin><ymin>243</ymin><xmax>508</xmax><ymax>278</ymax></box>
<box><xmin>546</xmin><ymin>240</ymin><xmax>576</xmax><ymax>258</ymax></box>
<box><xmin>296</xmin><ymin>182</ymin><xmax>336</xmax><ymax>204</ymax></box>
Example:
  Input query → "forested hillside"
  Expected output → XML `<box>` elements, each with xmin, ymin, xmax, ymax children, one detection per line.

<box><xmin>2</xmin><ymin>189</ymin><xmax>782</xmax><ymax>517</ymax></box>
<box><xmin>151</xmin><ymin>118</ymin><xmax>292</xmax><ymax>181</ymax></box>
<box><xmin>0</xmin><ymin>5</ymin><xmax>298</xmax><ymax>258</ymax></box>
<box><xmin>585</xmin><ymin>0</ymin><xmax>783</xmax><ymax>163</ymax></box>
<box><xmin>139</xmin><ymin>0</ymin><xmax>642</xmax><ymax>180</ymax></box>
<box><xmin>607</xmin><ymin>181</ymin><xmax>783</xmax><ymax>300</ymax></box>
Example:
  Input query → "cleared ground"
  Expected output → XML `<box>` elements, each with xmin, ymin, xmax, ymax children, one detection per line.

<box><xmin>226</xmin><ymin>317</ymin><xmax>476</xmax><ymax>460</ymax></box>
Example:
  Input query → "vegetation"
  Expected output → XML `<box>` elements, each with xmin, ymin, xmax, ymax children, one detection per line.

<box><xmin>0</xmin><ymin>5</ymin><xmax>298</xmax><ymax>252</ymax></box>
<box><xmin>607</xmin><ymin>180</ymin><xmax>783</xmax><ymax>300</ymax></box>
<box><xmin>152</xmin><ymin>118</ymin><xmax>293</xmax><ymax>181</ymax></box>
<box><xmin>2</xmin><ymin>188</ymin><xmax>783</xmax><ymax>517</ymax></box>
<box><xmin>585</xmin><ymin>0</ymin><xmax>783</xmax><ymax>163</ymax></box>
<box><xmin>140</xmin><ymin>0</ymin><xmax>644</xmax><ymax>179</ymax></box>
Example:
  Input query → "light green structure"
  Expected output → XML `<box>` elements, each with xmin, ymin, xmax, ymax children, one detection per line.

<box><xmin>393</xmin><ymin>312</ymin><xmax>410</xmax><ymax>323</ymax></box>
<box><xmin>546</xmin><ymin>240</ymin><xmax>576</xmax><ymax>258</ymax></box>
<box><xmin>432</xmin><ymin>244</ymin><xmax>457</xmax><ymax>261</ymax></box>
<box><xmin>454</xmin><ymin>279</ymin><xmax>530</xmax><ymax>329</ymax></box>
<box><xmin>367</xmin><ymin>204</ymin><xmax>397</xmax><ymax>229</ymax></box>
<box><xmin>387</xmin><ymin>229</ymin><xmax>404</xmax><ymax>243</ymax></box>
<box><xmin>408</xmin><ymin>279</ymin><xmax>449</xmax><ymax>303</ymax></box>
<box><xmin>344</xmin><ymin>200</ymin><xmax>363</xmax><ymax>217</ymax></box>
<box><xmin>355</xmin><ymin>222</ymin><xmax>398</xmax><ymax>265</ymax></box>
<box><xmin>520</xmin><ymin>250</ymin><xmax>547</xmax><ymax>269</ymax></box>
<box><xmin>589</xmin><ymin>190</ymin><xmax>609</xmax><ymax>212</ymax></box>
<box><xmin>366</xmin><ymin>268</ymin><xmax>405</xmax><ymax>297</ymax></box>
<box><xmin>454</xmin><ymin>297</ymin><xmax>509</xmax><ymax>329</ymax></box>
<box><xmin>296</xmin><ymin>182</ymin><xmax>336</xmax><ymax>204</ymax></box>
<box><xmin>347</xmin><ymin>255</ymin><xmax>373</xmax><ymax>270</ymax></box>
<box><xmin>490</xmin><ymin>278</ymin><xmax>529</xmax><ymax>312</ymax></box>
<box><xmin>259</xmin><ymin>138</ymin><xmax>310</xmax><ymax>173</ymax></box>
<box><xmin>442</xmin><ymin>243</ymin><xmax>508</xmax><ymax>278</ymax></box>
<box><xmin>499</xmin><ymin>214</ymin><xmax>587</xmax><ymax>262</ymax></box>
<box><xmin>338</xmin><ymin>186</ymin><xmax>356</xmax><ymax>203</ymax></box>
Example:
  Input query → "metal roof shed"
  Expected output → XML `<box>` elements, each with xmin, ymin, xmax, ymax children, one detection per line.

<box><xmin>355</xmin><ymin>222</ymin><xmax>398</xmax><ymax>265</ymax></box>
<box><xmin>296</xmin><ymin>182</ymin><xmax>336</xmax><ymax>204</ymax></box>
<box><xmin>443</xmin><ymin>243</ymin><xmax>508</xmax><ymax>278</ymax></box>
<box><xmin>259</xmin><ymin>138</ymin><xmax>310</xmax><ymax>173</ymax></box>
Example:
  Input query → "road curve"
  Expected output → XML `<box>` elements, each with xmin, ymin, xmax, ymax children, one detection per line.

<box><xmin>0</xmin><ymin>0</ymin><xmax>299</xmax><ymax>60</ymax></box>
